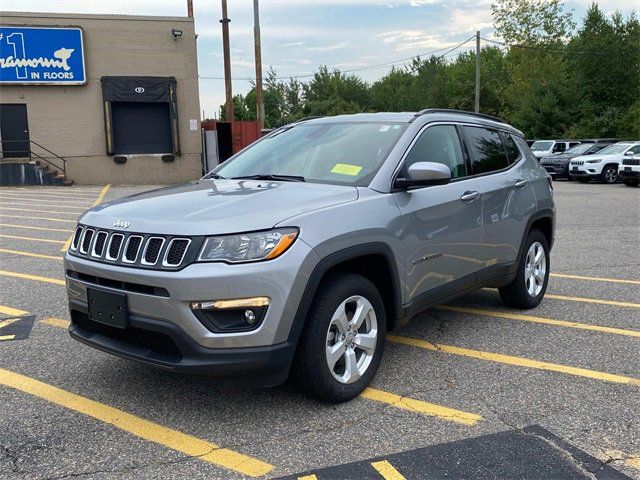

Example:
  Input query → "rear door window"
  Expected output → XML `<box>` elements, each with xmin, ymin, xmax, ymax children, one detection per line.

<box><xmin>463</xmin><ymin>126</ymin><xmax>509</xmax><ymax>175</ymax></box>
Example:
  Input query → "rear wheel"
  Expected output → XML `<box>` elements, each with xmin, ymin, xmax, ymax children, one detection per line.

<box><xmin>499</xmin><ymin>229</ymin><xmax>550</xmax><ymax>309</ymax></box>
<box><xmin>601</xmin><ymin>165</ymin><xmax>618</xmax><ymax>184</ymax></box>
<box><xmin>293</xmin><ymin>273</ymin><xmax>386</xmax><ymax>403</ymax></box>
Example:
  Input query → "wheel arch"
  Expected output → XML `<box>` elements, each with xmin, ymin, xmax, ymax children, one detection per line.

<box><xmin>288</xmin><ymin>243</ymin><xmax>403</xmax><ymax>348</ymax></box>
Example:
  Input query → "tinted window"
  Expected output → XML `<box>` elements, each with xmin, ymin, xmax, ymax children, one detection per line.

<box><xmin>552</xmin><ymin>143</ymin><xmax>566</xmax><ymax>153</ymax></box>
<box><xmin>402</xmin><ymin>125</ymin><xmax>466</xmax><ymax>179</ymax></box>
<box><xmin>630</xmin><ymin>145</ymin><xmax>640</xmax><ymax>155</ymax></box>
<box><xmin>588</xmin><ymin>144</ymin><xmax>607</xmax><ymax>154</ymax></box>
<box><xmin>464</xmin><ymin>127</ymin><xmax>509</xmax><ymax>175</ymax></box>
<box><xmin>502</xmin><ymin>132</ymin><xmax>521</xmax><ymax>164</ymax></box>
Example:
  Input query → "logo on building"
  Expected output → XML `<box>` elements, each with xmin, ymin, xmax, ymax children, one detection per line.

<box><xmin>0</xmin><ymin>26</ymin><xmax>86</xmax><ymax>85</ymax></box>
<box><xmin>134</xmin><ymin>86</ymin><xmax>145</xmax><ymax>94</ymax></box>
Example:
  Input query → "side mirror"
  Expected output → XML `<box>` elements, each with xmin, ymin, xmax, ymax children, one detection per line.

<box><xmin>624</xmin><ymin>150</ymin><xmax>635</xmax><ymax>156</ymax></box>
<box><xmin>396</xmin><ymin>162</ymin><xmax>451</xmax><ymax>189</ymax></box>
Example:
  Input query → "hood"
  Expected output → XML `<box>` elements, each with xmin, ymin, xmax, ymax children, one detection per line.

<box><xmin>79</xmin><ymin>179</ymin><xmax>359</xmax><ymax>235</ymax></box>
<box><xmin>571</xmin><ymin>153</ymin><xmax>619</xmax><ymax>163</ymax></box>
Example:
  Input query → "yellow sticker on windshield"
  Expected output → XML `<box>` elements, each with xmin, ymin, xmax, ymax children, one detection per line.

<box><xmin>331</xmin><ymin>163</ymin><xmax>362</xmax><ymax>176</ymax></box>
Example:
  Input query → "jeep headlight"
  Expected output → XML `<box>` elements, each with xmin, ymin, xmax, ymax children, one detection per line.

<box><xmin>586</xmin><ymin>159</ymin><xmax>601</xmax><ymax>164</ymax></box>
<box><xmin>198</xmin><ymin>228</ymin><xmax>298</xmax><ymax>263</ymax></box>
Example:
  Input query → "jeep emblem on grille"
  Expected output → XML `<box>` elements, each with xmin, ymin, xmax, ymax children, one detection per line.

<box><xmin>113</xmin><ymin>219</ymin><xmax>131</xmax><ymax>229</ymax></box>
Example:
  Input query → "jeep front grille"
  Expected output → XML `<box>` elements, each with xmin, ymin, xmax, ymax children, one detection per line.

<box><xmin>571</xmin><ymin>160</ymin><xmax>585</xmax><ymax>166</ymax></box>
<box><xmin>622</xmin><ymin>158</ymin><xmax>640</xmax><ymax>166</ymax></box>
<box><xmin>68</xmin><ymin>226</ymin><xmax>199</xmax><ymax>271</ymax></box>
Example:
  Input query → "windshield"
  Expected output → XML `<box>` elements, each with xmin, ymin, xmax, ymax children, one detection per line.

<box><xmin>213</xmin><ymin>122</ymin><xmax>407</xmax><ymax>187</ymax></box>
<box><xmin>565</xmin><ymin>143</ymin><xmax>594</xmax><ymax>155</ymax></box>
<box><xmin>531</xmin><ymin>141</ymin><xmax>553</xmax><ymax>150</ymax></box>
<box><xmin>596</xmin><ymin>143</ymin><xmax>633</xmax><ymax>155</ymax></box>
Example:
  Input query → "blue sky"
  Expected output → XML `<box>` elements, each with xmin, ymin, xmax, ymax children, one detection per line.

<box><xmin>5</xmin><ymin>0</ymin><xmax>639</xmax><ymax>117</ymax></box>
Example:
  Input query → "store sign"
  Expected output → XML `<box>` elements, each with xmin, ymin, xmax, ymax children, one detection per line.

<box><xmin>0</xmin><ymin>26</ymin><xmax>86</xmax><ymax>85</ymax></box>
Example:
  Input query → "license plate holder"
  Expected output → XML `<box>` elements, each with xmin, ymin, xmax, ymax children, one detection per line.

<box><xmin>572</xmin><ymin>167</ymin><xmax>579</xmax><ymax>172</ymax></box>
<box><xmin>625</xmin><ymin>167</ymin><xmax>632</xmax><ymax>172</ymax></box>
<box><xmin>87</xmin><ymin>288</ymin><xmax>128</xmax><ymax>329</ymax></box>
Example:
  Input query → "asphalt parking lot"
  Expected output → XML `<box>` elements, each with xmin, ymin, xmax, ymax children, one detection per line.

<box><xmin>0</xmin><ymin>181</ymin><xmax>638</xmax><ymax>480</ymax></box>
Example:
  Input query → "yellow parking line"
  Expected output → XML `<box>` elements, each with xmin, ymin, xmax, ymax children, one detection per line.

<box><xmin>0</xmin><ymin>248</ymin><xmax>62</xmax><ymax>261</ymax></box>
<box><xmin>0</xmin><ymin>335</ymin><xmax>16</xmax><ymax>341</ymax></box>
<box><xmin>371</xmin><ymin>460</ymin><xmax>406</xmax><ymax>480</ymax></box>
<box><xmin>628</xmin><ymin>457</ymin><xmax>640</xmax><ymax>470</ymax></box>
<box><xmin>550</xmin><ymin>273</ymin><xmax>640</xmax><ymax>286</ymax></box>
<box><xmin>298</xmin><ymin>475</ymin><xmax>318</xmax><ymax>480</ymax></box>
<box><xmin>0</xmin><ymin>318</ymin><xmax>20</xmax><ymax>329</ymax></box>
<box><xmin>545</xmin><ymin>294</ymin><xmax>640</xmax><ymax>309</ymax></box>
<box><xmin>0</xmin><ymin>223</ymin><xmax>74</xmax><ymax>233</ymax></box>
<box><xmin>360</xmin><ymin>388</ymin><xmax>481</xmax><ymax>425</ymax></box>
<box><xmin>0</xmin><ymin>190</ymin><xmax>102</xmax><ymax>198</ymax></box>
<box><xmin>61</xmin><ymin>184</ymin><xmax>110</xmax><ymax>253</ymax></box>
<box><xmin>41</xmin><ymin>318</ymin><xmax>70</xmax><ymax>328</ymax></box>
<box><xmin>437</xmin><ymin>305</ymin><xmax>640</xmax><ymax>337</ymax></box>
<box><xmin>0</xmin><ymin>234</ymin><xmax>66</xmax><ymax>245</ymax></box>
<box><xmin>0</xmin><ymin>270</ymin><xmax>65</xmax><ymax>286</ymax></box>
<box><xmin>0</xmin><ymin>214</ymin><xmax>76</xmax><ymax>223</ymax></box>
<box><xmin>0</xmin><ymin>206</ymin><xmax>83</xmax><ymax>215</ymax></box>
<box><xmin>92</xmin><ymin>184</ymin><xmax>111</xmax><ymax>206</ymax></box>
<box><xmin>0</xmin><ymin>368</ymin><xmax>273</xmax><ymax>477</ymax></box>
<box><xmin>387</xmin><ymin>335</ymin><xmax>640</xmax><ymax>387</ymax></box>
<box><xmin>0</xmin><ymin>305</ymin><xmax>29</xmax><ymax>316</ymax></box>
<box><xmin>0</xmin><ymin>194</ymin><xmax>92</xmax><ymax>206</ymax></box>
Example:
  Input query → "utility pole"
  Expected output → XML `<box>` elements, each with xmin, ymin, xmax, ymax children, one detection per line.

<box><xmin>474</xmin><ymin>30</ymin><xmax>480</xmax><ymax>113</ymax></box>
<box><xmin>220</xmin><ymin>0</ymin><xmax>233</xmax><ymax>122</ymax></box>
<box><xmin>253</xmin><ymin>0</ymin><xmax>265</xmax><ymax>129</ymax></box>
<box><xmin>186</xmin><ymin>0</ymin><xmax>193</xmax><ymax>18</ymax></box>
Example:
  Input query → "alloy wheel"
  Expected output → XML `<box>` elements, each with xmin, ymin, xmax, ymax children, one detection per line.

<box><xmin>524</xmin><ymin>241</ymin><xmax>547</xmax><ymax>297</ymax></box>
<box><xmin>604</xmin><ymin>167</ymin><xmax>618</xmax><ymax>183</ymax></box>
<box><xmin>325</xmin><ymin>295</ymin><xmax>378</xmax><ymax>384</ymax></box>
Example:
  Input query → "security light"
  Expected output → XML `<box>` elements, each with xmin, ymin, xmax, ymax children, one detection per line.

<box><xmin>171</xmin><ymin>29</ymin><xmax>183</xmax><ymax>40</ymax></box>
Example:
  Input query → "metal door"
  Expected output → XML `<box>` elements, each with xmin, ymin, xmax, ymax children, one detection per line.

<box><xmin>0</xmin><ymin>104</ymin><xmax>30</xmax><ymax>158</ymax></box>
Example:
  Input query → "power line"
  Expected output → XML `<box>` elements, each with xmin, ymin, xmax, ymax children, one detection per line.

<box><xmin>199</xmin><ymin>35</ymin><xmax>476</xmax><ymax>82</ymax></box>
<box><xmin>480</xmin><ymin>36</ymin><xmax>636</xmax><ymax>57</ymax></box>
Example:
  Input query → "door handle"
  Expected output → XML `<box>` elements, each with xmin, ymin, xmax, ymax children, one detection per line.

<box><xmin>515</xmin><ymin>179</ymin><xmax>528</xmax><ymax>188</ymax></box>
<box><xmin>460</xmin><ymin>191</ymin><xmax>480</xmax><ymax>202</ymax></box>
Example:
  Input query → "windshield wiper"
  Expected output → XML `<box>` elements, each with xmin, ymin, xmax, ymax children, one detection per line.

<box><xmin>230</xmin><ymin>174</ymin><xmax>305</xmax><ymax>182</ymax></box>
<box><xmin>202</xmin><ymin>172</ymin><xmax>226</xmax><ymax>180</ymax></box>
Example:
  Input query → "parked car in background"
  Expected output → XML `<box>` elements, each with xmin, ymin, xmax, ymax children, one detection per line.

<box><xmin>531</xmin><ymin>139</ymin><xmax>582</xmax><ymax>159</ymax></box>
<box><xmin>540</xmin><ymin>141</ymin><xmax>615</xmax><ymax>180</ymax></box>
<box><xmin>619</xmin><ymin>151</ymin><xmax>640</xmax><ymax>187</ymax></box>
<box><xmin>570</xmin><ymin>141</ymin><xmax>640</xmax><ymax>184</ymax></box>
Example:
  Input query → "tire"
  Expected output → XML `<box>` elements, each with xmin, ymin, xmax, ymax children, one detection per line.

<box><xmin>601</xmin><ymin>165</ymin><xmax>618</xmax><ymax>184</ymax></box>
<box><xmin>499</xmin><ymin>229</ymin><xmax>550</xmax><ymax>309</ymax></box>
<box><xmin>292</xmin><ymin>273</ymin><xmax>386</xmax><ymax>403</ymax></box>
<box><xmin>623</xmin><ymin>180</ymin><xmax>639</xmax><ymax>187</ymax></box>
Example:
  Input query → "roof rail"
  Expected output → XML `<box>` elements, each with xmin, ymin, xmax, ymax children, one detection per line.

<box><xmin>411</xmin><ymin>108</ymin><xmax>505</xmax><ymax>124</ymax></box>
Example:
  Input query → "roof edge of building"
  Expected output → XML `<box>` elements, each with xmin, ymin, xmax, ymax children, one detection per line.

<box><xmin>1</xmin><ymin>11</ymin><xmax>194</xmax><ymax>23</ymax></box>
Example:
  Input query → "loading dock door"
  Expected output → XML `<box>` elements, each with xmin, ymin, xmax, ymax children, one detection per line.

<box><xmin>0</xmin><ymin>104</ymin><xmax>30</xmax><ymax>158</ymax></box>
<box><xmin>111</xmin><ymin>102</ymin><xmax>172</xmax><ymax>155</ymax></box>
<box><xmin>102</xmin><ymin>76</ymin><xmax>180</xmax><ymax>156</ymax></box>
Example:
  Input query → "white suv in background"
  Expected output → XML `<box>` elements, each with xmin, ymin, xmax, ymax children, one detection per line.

<box><xmin>619</xmin><ymin>150</ymin><xmax>640</xmax><ymax>187</ymax></box>
<box><xmin>531</xmin><ymin>139</ymin><xmax>581</xmax><ymax>159</ymax></box>
<box><xmin>569</xmin><ymin>142</ymin><xmax>640</xmax><ymax>184</ymax></box>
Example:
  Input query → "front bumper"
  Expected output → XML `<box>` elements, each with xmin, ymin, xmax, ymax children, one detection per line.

<box><xmin>69</xmin><ymin>301</ymin><xmax>295</xmax><ymax>385</ymax></box>
<box><xmin>64</xmin><ymin>240</ymin><xmax>319</xmax><ymax>380</ymax></box>
<box><xmin>542</xmin><ymin>163</ymin><xmax>570</xmax><ymax>177</ymax></box>
<box><xmin>569</xmin><ymin>166</ymin><xmax>599</xmax><ymax>179</ymax></box>
<box><xmin>619</xmin><ymin>168</ymin><xmax>640</xmax><ymax>180</ymax></box>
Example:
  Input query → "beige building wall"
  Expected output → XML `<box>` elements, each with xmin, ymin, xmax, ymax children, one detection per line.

<box><xmin>0</xmin><ymin>12</ymin><xmax>202</xmax><ymax>185</ymax></box>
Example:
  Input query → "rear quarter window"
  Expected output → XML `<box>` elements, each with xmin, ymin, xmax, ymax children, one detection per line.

<box><xmin>501</xmin><ymin>132</ymin><xmax>521</xmax><ymax>164</ymax></box>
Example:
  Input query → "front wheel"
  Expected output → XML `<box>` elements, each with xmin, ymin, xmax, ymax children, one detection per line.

<box><xmin>292</xmin><ymin>273</ymin><xmax>386</xmax><ymax>403</ymax></box>
<box><xmin>601</xmin><ymin>165</ymin><xmax>618</xmax><ymax>184</ymax></box>
<box><xmin>499</xmin><ymin>229</ymin><xmax>550</xmax><ymax>309</ymax></box>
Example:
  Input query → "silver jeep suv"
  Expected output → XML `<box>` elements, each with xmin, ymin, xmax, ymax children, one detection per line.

<box><xmin>65</xmin><ymin>109</ymin><xmax>555</xmax><ymax>402</ymax></box>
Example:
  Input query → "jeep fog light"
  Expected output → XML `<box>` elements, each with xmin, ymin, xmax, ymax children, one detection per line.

<box><xmin>190</xmin><ymin>297</ymin><xmax>269</xmax><ymax>332</ymax></box>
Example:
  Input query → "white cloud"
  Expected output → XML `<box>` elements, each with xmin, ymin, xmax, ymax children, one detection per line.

<box><xmin>376</xmin><ymin>30</ymin><xmax>453</xmax><ymax>51</ymax></box>
<box><xmin>306</xmin><ymin>41</ymin><xmax>348</xmax><ymax>51</ymax></box>
<box><xmin>448</xmin><ymin>7</ymin><xmax>493</xmax><ymax>34</ymax></box>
